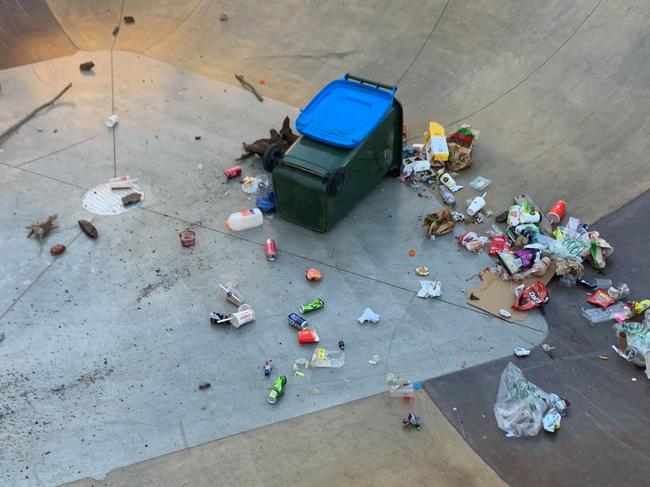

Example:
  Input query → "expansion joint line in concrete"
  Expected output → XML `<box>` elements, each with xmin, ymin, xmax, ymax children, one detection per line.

<box><xmin>0</xmin><ymin>223</ymin><xmax>92</xmax><ymax>322</ymax></box>
<box><xmin>140</xmin><ymin>206</ymin><xmax>547</xmax><ymax>336</ymax></box>
<box><xmin>404</xmin><ymin>0</ymin><xmax>604</xmax><ymax>142</ymax></box>
<box><xmin>396</xmin><ymin>0</ymin><xmax>450</xmax><ymax>86</ymax></box>
<box><xmin>109</xmin><ymin>0</ymin><xmax>126</xmax><ymax>178</ymax></box>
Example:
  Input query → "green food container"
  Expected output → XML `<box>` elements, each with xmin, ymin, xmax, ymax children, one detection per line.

<box><xmin>263</xmin><ymin>74</ymin><xmax>403</xmax><ymax>232</ymax></box>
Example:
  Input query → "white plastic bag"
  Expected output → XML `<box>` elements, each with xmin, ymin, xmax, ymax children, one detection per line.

<box><xmin>417</xmin><ymin>280</ymin><xmax>441</xmax><ymax>298</ymax></box>
<box><xmin>494</xmin><ymin>363</ymin><xmax>548</xmax><ymax>437</ymax></box>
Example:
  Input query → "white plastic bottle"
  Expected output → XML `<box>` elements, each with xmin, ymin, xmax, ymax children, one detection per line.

<box><xmin>224</xmin><ymin>208</ymin><xmax>263</xmax><ymax>231</ymax></box>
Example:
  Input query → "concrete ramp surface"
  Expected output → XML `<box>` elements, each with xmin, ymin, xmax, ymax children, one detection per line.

<box><xmin>1</xmin><ymin>1</ymin><xmax>649</xmax><ymax>486</ymax></box>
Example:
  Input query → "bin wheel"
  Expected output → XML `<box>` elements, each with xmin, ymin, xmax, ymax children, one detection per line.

<box><xmin>263</xmin><ymin>144</ymin><xmax>283</xmax><ymax>173</ymax></box>
<box><xmin>327</xmin><ymin>167</ymin><xmax>346</xmax><ymax>196</ymax></box>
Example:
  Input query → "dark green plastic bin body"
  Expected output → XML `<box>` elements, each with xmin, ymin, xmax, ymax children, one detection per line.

<box><xmin>272</xmin><ymin>99</ymin><xmax>403</xmax><ymax>232</ymax></box>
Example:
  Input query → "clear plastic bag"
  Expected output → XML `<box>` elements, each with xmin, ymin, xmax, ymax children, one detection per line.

<box><xmin>494</xmin><ymin>363</ymin><xmax>548</xmax><ymax>437</ymax></box>
<box><xmin>310</xmin><ymin>348</ymin><xmax>345</xmax><ymax>368</ymax></box>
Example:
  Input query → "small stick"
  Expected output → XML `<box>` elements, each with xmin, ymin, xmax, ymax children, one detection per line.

<box><xmin>235</xmin><ymin>74</ymin><xmax>263</xmax><ymax>102</ymax></box>
<box><xmin>0</xmin><ymin>83</ymin><xmax>73</xmax><ymax>144</ymax></box>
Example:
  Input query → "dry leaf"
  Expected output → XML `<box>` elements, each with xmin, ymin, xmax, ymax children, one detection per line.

<box><xmin>78</xmin><ymin>220</ymin><xmax>98</xmax><ymax>239</ymax></box>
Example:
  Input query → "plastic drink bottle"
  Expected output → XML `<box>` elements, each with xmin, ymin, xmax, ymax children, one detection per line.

<box><xmin>224</xmin><ymin>208</ymin><xmax>263</xmax><ymax>231</ymax></box>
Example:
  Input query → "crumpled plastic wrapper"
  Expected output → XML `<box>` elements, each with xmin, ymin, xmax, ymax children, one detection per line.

<box><xmin>587</xmin><ymin>231</ymin><xmax>613</xmax><ymax>269</ymax></box>
<box><xmin>417</xmin><ymin>280</ymin><xmax>441</xmax><ymax>298</ymax></box>
<box><xmin>505</xmin><ymin>256</ymin><xmax>552</xmax><ymax>282</ymax></box>
<box><xmin>458</xmin><ymin>231</ymin><xmax>488</xmax><ymax>253</ymax></box>
<box><xmin>423</xmin><ymin>208</ymin><xmax>455</xmax><ymax>236</ymax></box>
<box><xmin>555</xmin><ymin>257</ymin><xmax>584</xmax><ymax>277</ymax></box>
<box><xmin>358</xmin><ymin>308</ymin><xmax>381</xmax><ymax>324</ymax></box>
<box><xmin>607</xmin><ymin>283</ymin><xmax>630</xmax><ymax>300</ymax></box>
<box><xmin>542</xmin><ymin>408</ymin><xmax>562</xmax><ymax>433</ymax></box>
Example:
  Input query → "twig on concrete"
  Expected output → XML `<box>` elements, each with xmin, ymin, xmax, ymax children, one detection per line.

<box><xmin>235</xmin><ymin>74</ymin><xmax>264</xmax><ymax>102</ymax></box>
<box><xmin>0</xmin><ymin>83</ymin><xmax>72</xmax><ymax>144</ymax></box>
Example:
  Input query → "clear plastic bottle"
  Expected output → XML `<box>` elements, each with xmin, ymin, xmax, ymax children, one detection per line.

<box><xmin>224</xmin><ymin>208</ymin><xmax>263</xmax><ymax>231</ymax></box>
<box><xmin>438</xmin><ymin>184</ymin><xmax>456</xmax><ymax>206</ymax></box>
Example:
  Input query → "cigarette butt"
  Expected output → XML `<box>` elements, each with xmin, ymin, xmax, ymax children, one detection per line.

<box><xmin>598</xmin><ymin>355</ymin><xmax>609</xmax><ymax>361</ymax></box>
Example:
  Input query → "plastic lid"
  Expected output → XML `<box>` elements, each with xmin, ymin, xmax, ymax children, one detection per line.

<box><xmin>296</xmin><ymin>76</ymin><xmax>395</xmax><ymax>149</ymax></box>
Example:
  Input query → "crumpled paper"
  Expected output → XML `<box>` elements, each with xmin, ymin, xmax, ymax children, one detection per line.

<box><xmin>555</xmin><ymin>257</ymin><xmax>584</xmax><ymax>277</ymax></box>
<box><xmin>423</xmin><ymin>208</ymin><xmax>455</xmax><ymax>236</ymax></box>
<box><xmin>417</xmin><ymin>280</ymin><xmax>441</xmax><ymax>298</ymax></box>
<box><xmin>358</xmin><ymin>308</ymin><xmax>381</xmax><ymax>324</ymax></box>
<box><xmin>587</xmin><ymin>231</ymin><xmax>613</xmax><ymax>269</ymax></box>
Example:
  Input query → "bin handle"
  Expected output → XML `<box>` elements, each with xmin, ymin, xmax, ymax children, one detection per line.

<box><xmin>343</xmin><ymin>73</ymin><xmax>397</xmax><ymax>95</ymax></box>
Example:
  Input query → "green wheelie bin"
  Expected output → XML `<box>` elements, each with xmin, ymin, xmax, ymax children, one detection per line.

<box><xmin>263</xmin><ymin>74</ymin><xmax>403</xmax><ymax>232</ymax></box>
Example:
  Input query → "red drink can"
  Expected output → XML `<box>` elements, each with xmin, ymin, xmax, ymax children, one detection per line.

<box><xmin>224</xmin><ymin>165</ymin><xmax>242</xmax><ymax>179</ymax></box>
<box><xmin>265</xmin><ymin>238</ymin><xmax>277</xmax><ymax>261</ymax></box>
<box><xmin>547</xmin><ymin>200</ymin><xmax>567</xmax><ymax>226</ymax></box>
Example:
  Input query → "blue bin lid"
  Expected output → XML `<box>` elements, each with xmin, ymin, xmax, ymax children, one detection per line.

<box><xmin>296</xmin><ymin>75</ymin><xmax>396</xmax><ymax>149</ymax></box>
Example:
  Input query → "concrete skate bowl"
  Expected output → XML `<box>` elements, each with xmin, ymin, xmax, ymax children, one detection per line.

<box><xmin>2</xmin><ymin>0</ymin><xmax>649</xmax><ymax>223</ymax></box>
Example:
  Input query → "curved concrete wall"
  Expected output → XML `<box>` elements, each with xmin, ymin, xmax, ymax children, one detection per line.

<box><xmin>8</xmin><ymin>0</ymin><xmax>650</xmax><ymax>220</ymax></box>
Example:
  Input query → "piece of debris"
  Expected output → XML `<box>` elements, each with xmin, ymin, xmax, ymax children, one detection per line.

<box><xmin>408</xmin><ymin>249</ymin><xmax>416</xmax><ymax>257</ymax></box>
<box><xmin>402</xmin><ymin>413</ymin><xmax>423</xmax><ymax>430</ymax></box>
<box><xmin>50</xmin><ymin>244</ymin><xmax>66</xmax><ymax>256</ymax></box>
<box><xmin>369</xmin><ymin>354</ymin><xmax>381</xmax><ymax>366</ymax></box>
<box><xmin>198</xmin><ymin>382</ymin><xmax>211</xmax><ymax>390</ymax></box>
<box><xmin>78</xmin><ymin>220</ymin><xmax>98</xmax><ymax>239</ymax></box>
<box><xmin>105</xmin><ymin>114</ymin><xmax>118</xmax><ymax>128</ymax></box>
<box><xmin>112</xmin><ymin>26</ymin><xmax>119</xmax><ymax>36</ymax></box>
<box><xmin>123</xmin><ymin>16</ymin><xmax>135</xmax><ymax>24</ymax></box>
<box><xmin>310</xmin><ymin>347</ymin><xmax>345</xmax><ymax>368</ymax></box>
<box><xmin>79</xmin><ymin>61</ymin><xmax>95</xmax><ymax>72</ymax></box>
<box><xmin>598</xmin><ymin>355</ymin><xmax>609</xmax><ymax>361</ymax></box>
<box><xmin>423</xmin><ymin>208</ymin><xmax>455</xmax><ymax>236</ymax></box>
<box><xmin>0</xmin><ymin>332</ymin><xmax>4</xmax><ymax>343</ymax></box>
<box><xmin>417</xmin><ymin>280</ymin><xmax>441</xmax><ymax>298</ymax></box>
<box><xmin>304</xmin><ymin>267</ymin><xmax>321</xmax><ymax>281</ymax></box>
<box><xmin>235</xmin><ymin>73</ymin><xmax>264</xmax><ymax>102</ymax></box>
<box><xmin>121</xmin><ymin>192</ymin><xmax>142</xmax><ymax>206</ymax></box>
<box><xmin>358</xmin><ymin>308</ymin><xmax>380</xmax><ymax>324</ymax></box>
<box><xmin>179</xmin><ymin>229</ymin><xmax>196</xmax><ymax>247</ymax></box>
<box><xmin>514</xmin><ymin>347</ymin><xmax>531</xmax><ymax>357</ymax></box>
<box><xmin>300</xmin><ymin>298</ymin><xmax>324</xmax><ymax>313</ymax></box>
<box><xmin>264</xmin><ymin>360</ymin><xmax>273</xmax><ymax>377</ymax></box>
<box><xmin>109</xmin><ymin>175</ymin><xmax>137</xmax><ymax>189</ymax></box>
<box><xmin>416</xmin><ymin>266</ymin><xmax>429</xmax><ymax>277</ymax></box>
<box><xmin>1</xmin><ymin>83</ymin><xmax>72</xmax><ymax>144</ymax></box>
<box><xmin>338</xmin><ymin>340</ymin><xmax>345</xmax><ymax>351</ymax></box>
<box><xmin>194</xmin><ymin>135</ymin><xmax>201</xmax><ymax>140</ymax></box>
<box><xmin>239</xmin><ymin>116</ymin><xmax>298</xmax><ymax>159</ymax></box>
<box><xmin>219</xmin><ymin>13</ymin><xmax>228</xmax><ymax>21</ymax></box>
<box><xmin>267</xmin><ymin>376</ymin><xmax>287</xmax><ymax>404</ymax></box>
<box><xmin>26</xmin><ymin>214</ymin><xmax>58</xmax><ymax>245</ymax></box>
<box><xmin>499</xmin><ymin>309</ymin><xmax>512</xmax><ymax>318</ymax></box>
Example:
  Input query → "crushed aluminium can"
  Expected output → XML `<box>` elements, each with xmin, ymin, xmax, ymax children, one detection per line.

<box><xmin>300</xmin><ymin>298</ymin><xmax>324</xmax><ymax>313</ymax></box>
<box><xmin>288</xmin><ymin>312</ymin><xmax>308</xmax><ymax>330</ymax></box>
<box><xmin>267</xmin><ymin>375</ymin><xmax>287</xmax><ymax>404</ymax></box>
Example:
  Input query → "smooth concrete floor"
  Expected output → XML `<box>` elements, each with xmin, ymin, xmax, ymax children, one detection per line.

<box><xmin>0</xmin><ymin>52</ymin><xmax>544</xmax><ymax>486</ymax></box>
<box><xmin>64</xmin><ymin>392</ymin><xmax>506</xmax><ymax>487</ymax></box>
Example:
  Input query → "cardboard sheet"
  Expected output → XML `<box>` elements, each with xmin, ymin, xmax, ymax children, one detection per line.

<box><xmin>465</xmin><ymin>261</ymin><xmax>556</xmax><ymax>323</ymax></box>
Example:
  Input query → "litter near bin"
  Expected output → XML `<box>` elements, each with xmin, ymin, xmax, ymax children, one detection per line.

<box><xmin>514</xmin><ymin>347</ymin><xmax>531</xmax><ymax>357</ymax></box>
<box><xmin>417</xmin><ymin>280</ymin><xmax>441</xmax><ymax>298</ymax></box>
<box><xmin>224</xmin><ymin>208</ymin><xmax>263</xmax><ymax>231</ymax></box>
<box><xmin>220</xmin><ymin>284</ymin><xmax>245</xmax><ymax>307</ymax></box>
<box><xmin>297</xmin><ymin>328</ymin><xmax>320</xmax><ymax>344</ymax></box>
<box><xmin>458</xmin><ymin>231</ymin><xmax>488</xmax><ymax>252</ymax></box>
<box><xmin>310</xmin><ymin>348</ymin><xmax>345</xmax><ymax>368</ymax></box>
<box><xmin>224</xmin><ymin>165</ymin><xmax>242</xmax><ymax>180</ymax></box>
<box><xmin>423</xmin><ymin>208</ymin><xmax>455</xmax><ymax>237</ymax></box>
<box><xmin>263</xmin><ymin>360</ymin><xmax>273</xmax><ymax>377</ymax></box>
<box><xmin>415</xmin><ymin>266</ymin><xmax>429</xmax><ymax>276</ymax></box>
<box><xmin>179</xmin><ymin>229</ymin><xmax>196</xmax><ymax>247</ymax></box>
<box><xmin>358</xmin><ymin>308</ymin><xmax>380</xmax><ymax>324</ymax></box>
<box><xmin>267</xmin><ymin>376</ymin><xmax>287</xmax><ymax>404</ymax></box>
<box><xmin>288</xmin><ymin>312</ymin><xmax>308</xmax><ymax>330</ymax></box>
<box><xmin>402</xmin><ymin>413</ymin><xmax>423</xmax><ymax>430</ymax></box>
<box><xmin>437</xmin><ymin>170</ymin><xmax>463</xmax><ymax>192</ymax></box>
<box><xmin>264</xmin><ymin>238</ymin><xmax>277</xmax><ymax>261</ymax></box>
<box><xmin>300</xmin><ymin>298</ymin><xmax>324</xmax><ymax>313</ymax></box>
<box><xmin>256</xmin><ymin>191</ymin><xmax>276</xmax><ymax>213</ymax></box>
<box><xmin>305</xmin><ymin>268</ymin><xmax>322</xmax><ymax>281</ymax></box>
<box><xmin>469</xmin><ymin>176</ymin><xmax>492</xmax><ymax>191</ymax></box>
<box><xmin>241</xmin><ymin>174</ymin><xmax>270</xmax><ymax>194</ymax></box>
